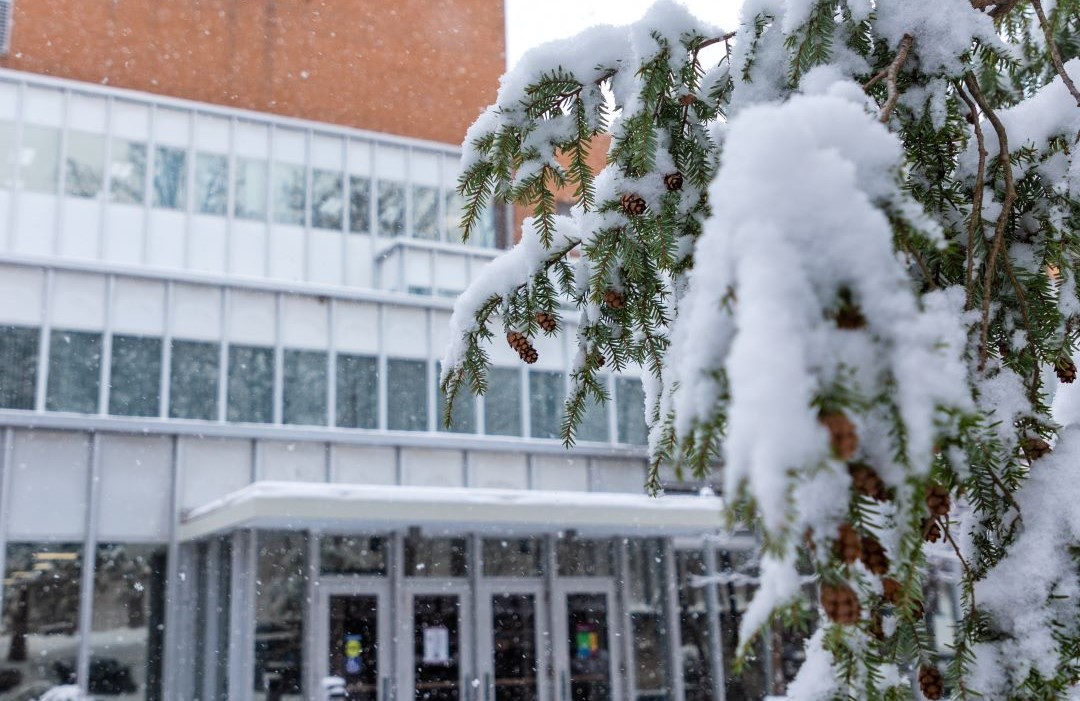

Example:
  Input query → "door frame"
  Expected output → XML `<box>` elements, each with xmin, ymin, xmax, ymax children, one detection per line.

<box><xmin>400</xmin><ymin>579</ymin><xmax>473</xmax><ymax>701</ymax></box>
<box><xmin>313</xmin><ymin>576</ymin><xmax>392</xmax><ymax>701</ymax></box>
<box><xmin>551</xmin><ymin>578</ymin><xmax>622</xmax><ymax>701</ymax></box>
<box><xmin>476</xmin><ymin>578</ymin><xmax>548</xmax><ymax>701</ymax></box>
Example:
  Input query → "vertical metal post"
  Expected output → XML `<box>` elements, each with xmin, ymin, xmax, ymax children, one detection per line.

<box><xmin>227</xmin><ymin>529</ymin><xmax>256</xmax><ymax>701</ymax></box>
<box><xmin>305</xmin><ymin>532</ymin><xmax>322</xmax><ymax>701</ymax></box>
<box><xmin>53</xmin><ymin>88</ymin><xmax>69</xmax><ymax>257</ymax></box>
<box><xmin>327</xmin><ymin>298</ymin><xmax>337</xmax><ymax>429</ymax></box>
<box><xmin>162</xmin><ymin>435</ymin><xmax>185</xmax><ymax>698</ymax></box>
<box><xmin>34</xmin><ymin>268</ymin><xmax>53</xmax><ymax>412</ymax></box>
<box><xmin>76</xmin><ymin>433</ymin><xmax>102</xmax><ymax>693</ymax></box>
<box><xmin>663</xmin><ymin>540</ymin><xmax>687</xmax><ymax>701</ymax></box>
<box><xmin>0</xmin><ymin>428</ymin><xmax>16</xmax><ymax>617</ymax></box>
<box><xmin>467</xmin><ymin>534</ymin><xmax>482</xmax><ymax>699</ymax></box>
<box><xmin>615</xmin><ymin>539</ymin><xmax>635</xmax><ymax>701</ymax></box>
<box><xmin>703</xmin><ymin>545</ymin><xmax>727</xmax><ymax>701</ymax></box>
<box><xmin>159</xmin><ymin>281</ymin><xmax>173</xmax><ymax>419</ymax></box>
<box><xmin>542</xmin><ymin>535</ymin><xmax>558</xmax><ymax>701</ymax></box>
<box><xmin>274</xmin><ymin>292</ymin><xmax>284</xmax><ymax>425</ymax></box>
<box><xmin>97</xmin><ymin>274</ymin><xmax>115</xmax><ymax>415</ymax></box>
<box><xmin>202</xmin><ymin>539</ymin><xmax>222</xmax><ymax>701</ymax></box>
<box><xmin>217</xmin><ymin>287</ymin><xmax>229</xmax><ymax>422</ymax></box>
<box><xmin>390</xmin><ymin>531</ymin><xmax>405</xmax><ymax>701</ymax></box>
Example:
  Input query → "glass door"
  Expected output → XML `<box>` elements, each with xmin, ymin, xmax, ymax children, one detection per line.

<box><xmin>477</xmin><ymin>581</ymin><xmax>546</xmax><ymax>701</ymax></box>
<box><xmin>553</xmin><ymin>581</ymin><xmax>620</xmax><ymax>701</ymax></box>
<box><xmin>404</xmin><ymin>585</ymin><xmax>472</xmax><ymax>701</ymax></box>
<box><xmin>317</xmin><ymin>580</ymin><xmax>390</xmax><ymax>701</ymax></box>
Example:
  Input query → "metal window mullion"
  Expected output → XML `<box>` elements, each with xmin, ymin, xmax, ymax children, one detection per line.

<box><xmin>201</xmin><ymin>539</ymin><xmax>222</xmax><ymax>701</ymax></box>
<box><xmin>143</xmin><ymin>103</ymin><xmax>156</xmax><ymax>265</ymax></box>
<box><xmin>389</xmin><ymin>531</ymin><xmax>405</xmax><ymax>696</ymax></box>
<box><xmin>0</xmin><ymin>428</ymin><xmax>16</xmax><ymax>619</ymax></box>
<box><xmin>217</xmin><ymin>287</ymin><xmax>229</xmax><ymax>422</ymax></box>
<box><xmin>226</xmin><ymin>529</ymin><xmax>256</xmax><ymax>701</ymax></box>
<box><xmin>264</xmin><ymin>124</ymin><xmax>274</xmax><ymax>277</ymax></box>
<box><xmin>97</xmin><ymin>96</ymin><xmax>113</xmax><ymax>260</ymax></box>
<box><xmin>327</xmin><ymin>298</ymin><xmax>337</xmax><ymax>428</ymax></box>
<box><xmin>377</xmin><ymin>303</ymin><xmax>388</xmax><ymax>431</ymax></box>
<box><xmin>607</xmin><ymin>373</ymin><xmax>618</xmax><ymax>446</ymax></box>
<box><xmin>703</xmin><ymin>545</ymin><xmax>728</xmax><ymax>701</ymax></box>
<box><xmin>53</xmin><ymin>88</ymin><xmax>69</xmax><ymax>257</ymax></box>
<box><xmin>339</xmin><ymin>136</ymin><xmax>350</xmax><ymax>284</ymax></box>
<box><xmin>426</xmin><ymin>308</ymin><xmax>436</xmax><ymax>432</ymax></box>
<box><xmin>4</xmin><ymin>79</ymin><xmax>23</xmax><ymax>251</ymax></box>
<box><xmin>34</xmin><ymin>268</ymin><xmax>53</xmax><ymax>411</ymax></box>
<box><xmin>404</xmin><ymin>145</ymin><xmax>413</xmax><ymax>240</ymax></box>
<box><xmin>304</xmin><ymin>532</ymin><xmax>321</xmax><ymax>698</ymax></box>
<box><xmin>76</xmin><ymin>433</ymin><xmax>103</xmax><ymax>695</ymax></box>
<box><xmin>98</xmin><ymin>274</ymin><xmax>115</xmax><ymax>415</ymax></box>
<box><xmin>663</xmin><ymin>539</ymin><xmax>687</xmax><ymax>701</ymax></box>
<box><xmin>159</xmin><ymin>281</ymin><xmax>173</xmax><ymax>418</ymax></box>
<box><xmin>616</xmin><ymin>539</ymin><xmax>636</xmax><ymax>701</ymax></box>
<box><xmin>273</xmin><ymin>292</ymin><xmax>284</xmax><ymax>425</ymax></box>
<box><xmin>182</xmin><ymin>107</ymin><xmax>196</xmax><ymax>269</ymax></box>
<box><xmin>161</xmin><ymin>436</ymin><xmax>184</xmax><ymax>698</ymax></box>
<box><xmin>225</xmin><ymin>116</ymin><xmax>237</xmax><ymax>273</ymax></box>
<box><xmin>303</xmin><ymin>129</ymin><xmax>313</xmax><ymax>281</ymax></box>
<box><xmin>368</xmin><ymin>141</ymin><xmax>378</xmax><ymax>288</ymax></box>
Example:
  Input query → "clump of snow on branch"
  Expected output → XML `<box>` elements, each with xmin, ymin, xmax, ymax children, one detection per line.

<box><xmin>873</xmin><ymin>0</ymin><xmax>1007</xmax><ymax>75</ymax></box>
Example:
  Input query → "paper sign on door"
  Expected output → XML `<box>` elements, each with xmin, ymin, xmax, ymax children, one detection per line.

<box><xmin>422</xmin><ymin>626</ymin><xmax>450</xmax><ymax>665</ymax></box>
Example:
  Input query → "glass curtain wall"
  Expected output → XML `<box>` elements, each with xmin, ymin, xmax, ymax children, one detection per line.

<box><xmin>253</xmin><ymin>533</ymin><xmax>306</xmax><ymax>701</ymax></box>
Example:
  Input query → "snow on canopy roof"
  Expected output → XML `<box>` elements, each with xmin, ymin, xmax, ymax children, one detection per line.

<box><xmin>180</xmin><ymin>481</ymin><xmax>726</xmax><ymax>541</ymax></box>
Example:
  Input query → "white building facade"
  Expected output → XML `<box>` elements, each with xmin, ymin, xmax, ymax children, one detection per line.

<box><xmin>0</xmin><ymin>68</ymin><xmax>776</xmax><ymax>701</ymax></box>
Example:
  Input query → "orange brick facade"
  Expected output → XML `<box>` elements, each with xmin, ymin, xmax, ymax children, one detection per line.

<box><xmin>0</xmin><ymin>0</ymin><xmax>505</xmax><ymax>146</ymax></box>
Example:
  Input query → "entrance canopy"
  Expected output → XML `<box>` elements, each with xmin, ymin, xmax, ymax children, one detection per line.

<box><xmin>179</xmin><ymin>481</ymin><xmax>726</xmax><ymax>541</ymax></box>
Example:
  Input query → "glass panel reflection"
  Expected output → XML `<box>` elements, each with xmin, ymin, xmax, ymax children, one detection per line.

<box><xmin>329</xmin><ymin>596</ymin><xmax>379</xmax><ymax>701</ymax></box>
<box><xmin>110</xmin><ymin>140</ymin><xmax>147</xmax><ymax>205</ymax></box>
<box><xmin>320</xmin><ymin>536</ymin><xmax>386</xmax><ymax>576</ymax></box>
<box><xmin>492</xmin><ymin>594</ymin><xmax>538</xmax><ymax>701</ymax></box>
<box><xmin>413</xmin><ymin>595</ymin><xmax>460</xmax><ymax>701</ymax></box>
<box><xmin>677</xmin><ymin>551</ymin><xmax>714</xmax><ymax>701</ymax></box>
<box><xmin>482</xmin><ymin>540</ymin><xmax>541</xmax><ymax>578</ymax></box>
<box><xmin>565</xmin><ymin>594</ymin><xmax>611</xmax><ymax>701</ymax></box>
<box><xmin>153</xmin><ymin>145</ymin><xmax>187</xmax><ymax>209</ymax></box>
<box><xmin>254</xmin><ymin>533</ymin><xmax>305</xmax><ymax>701</ymax></box>
<box><xmin>65</xmin><ymin>131</ymin><xmax>105</xmax><ymax>198</ymax></box>
<box><xmin>405</xmin><ymin>537</ymin><xmax>466</xmax><ymax>579</ymax></box>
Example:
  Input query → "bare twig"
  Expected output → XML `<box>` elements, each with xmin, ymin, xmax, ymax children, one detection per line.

<box><xmin>696</xmin><ymin>30</ymin><xmax>739</xmax><ymax>51</ymax></box>
<box><xmin>955</xmin><ymin>82</ymin><xmax>987</xmax><ymax>310</ymax></box>
<box><xmin>970</xmin><ymin>0</ymin><xmax>1025</xmax><ymax>19</ymax></box>
<box><xmin>986</xmin><ymin>465</ymin><xmax>1023</xmax><ymax>520</ymax></box>
<box><xmin>1031</xmin><ymin>0</ymin><xmax>1080</xmax><ymax>108</ymax></box>
<box><xmin>942</xmin><ymin>521</ymin><xmax>977</xmax><ymax>615</ymax></box>
<box><xmin>865</xmin><ymin>34</ymin><xmax>914</xmax><ymax>124</ymax></box>
<box><xmin>965</xmin><ymin>73</ymin><xmax>1017</xmax><ymax>371</ymax></box>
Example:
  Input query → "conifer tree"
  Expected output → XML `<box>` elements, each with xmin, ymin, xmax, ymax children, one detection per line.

<box><xmin>442</xmin><ymin>1</ymin><xmax>1080</xmax><ymax>698</ymax></box>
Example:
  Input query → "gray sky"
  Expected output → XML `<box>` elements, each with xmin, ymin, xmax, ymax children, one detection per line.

<box><xmin>505</xmin><ymin>0</ymin><xmax>745</xmax><ymax>70</ymax></box>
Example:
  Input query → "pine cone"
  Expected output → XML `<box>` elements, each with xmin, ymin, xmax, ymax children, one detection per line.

<box><xmin>595</xmin><ymin>352</ymin><xmax>606</xmax><ymax>368</ymax></box>
<box><xmin>603</xmin><ymin>289</ymin><xmax>626</xmax><ymax>310</ymax></box>
<box><xmin>820</xmin><ymin>583</ymin><xmax>861</xmax><ymax>625</ymax></box>
<box><xmin>918</xmin><ymin>665</ymin><xmax>945</xmax><ymax>700</ymax></box>
<box><xmin>1056</xmin><ymin>358</ymin><xmax>1077</xmax><ymax>384</ymax></box>
<box><xmin>664</xmin><ymin>172</ymin><xmax>684</xmax><ymax>192</ymax></box>
<box><xmin>535</xmin><ymin>311</ymin><xmax>557</xmax><ymax>333</ymax></box>
<box><xmin>620</xmin><ymin>192</ymin><xmax>647</xmax><ymax>216</ymax></box>
<box><xmin>925</xmin><ymin>483</ymin><xmax>950</xmax><ymax>517</ymax></box>
<box><xmin>835</xmin><ymin>304</ymin><xmax>867</xmax><ymax>330</ymax></box>
<box><xmin>868</xmin><ymin>611</ymin><xmax>886</xmax><ymax>641</ymax></box>
<box><xmin>506</xmin><ymin>331</ymin><xmax>538</xmax><ymax>365</ymax></box>
<box><xmin>820</xmin><ymin>412</ymin><xmax>858</xmax><ymax>460</ymax></box>
<box><xmin>860</xmin><ymin>536</ymin><xmax>889</xmax><ymax>575</ymax></box>
<box><xmin>521</xmin><ymin>346</ymin><xmax>538</xmax><ymax>364</ymax></box>
<box><xmin>678</xmin><ymin>93</ymin><xmax>696</xmax><ymax>106</ymax></box>
<box><xmin>834</xmin><ymin>523</ymin><xmax>862</xmax><ymax>564</ymax></box>
<box><xmin>923</xmin><ymin>516</ymin><xmax>941</xmax><ymax>543</ymax></box>
<box><xmin>881</xmin><ymin>577</ymin><xmax>901</xmax><ymax>606</ymax></box>
<box><xmin>849</xmin><ymin>463</ymin><xmax>889</xmax><ymax>501</ymax></box>
<box><xmin>1022</xmin><ymin>436</ymin><xmax>1051</xmax><ymax>461</ymax></box>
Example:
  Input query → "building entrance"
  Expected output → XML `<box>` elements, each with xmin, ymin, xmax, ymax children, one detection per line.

<box><xmin>316</xmin><ymin>580</ymin><xmax>390</xmax><ymax>701</ymax></box>
<box><xmin>477</xmin><ymin>581</ymin><xmax>547</xmax><ymax>701</ymax></box>
<box><xmin>552</xmin><ymin>580</ymin><xmax>620</xmax><ymax>701</ymax></box>
<box><xmin>403</xmin><ymin>583</ymin><xmax>472</xmax><ymax>700</ymax></box>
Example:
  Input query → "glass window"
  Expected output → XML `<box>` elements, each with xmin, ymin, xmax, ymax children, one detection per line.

<box><xmin>227</xmin><ymin>345</ymin><xmax>274</xmax><ymax>423</ymax></box>
<box><xmin>110</xmin><ymin>140</ymin><xmax>147</xmax><ymax>205</ymax></box>
<box><xmin>348</xmin><ymin>175</ymin><xmax>371</xmax><ymax>234</ymax></box>
<box><xmin>320</xmin><ymin>535</ymin><xmax>387</xmax><ymax>576</ymax></box>
<box><xmin>717</xmin><ymin>549</ymin><xmax>768</xmax><ymax>699</ymax></box>
<box><xmin>387</xmin><ymin>359</ymin><xmax>427</xmax><ymax>431</ymax></box>
<box><xmin>444</xmin><ymin>191</ymin><xmax>465</xmax><ymax>244</ymax></box>
<box><xmin>617</xmin><ymin>378</ymin><xmax>649</xmax><ymax>445</ymax></box>
<box><xmin>169</xmin><ymin>340</ymin><xmax>219</xmax><ymax>420</ymax></box>
<box><xmin>0</xmin><ymin>121</ymin><xmax>13</xmax><ymax>187</ymax></box>
<box><xmin>412</xmin><ymin>185</ymin><xmax>439</xmax><ymax>240</ymax></box>
<box><xmin>482</xmin><ymin>539</ymin><xmax>543</xmax><ymax>577</ymax></box>
<box><xmin>529</xmin><ymin>371</ymin><xmax>564</xmax><ymax>440</ymax></box>
<box><xmin>377</xmin><ymin>180</ymin><xmax>404</xmax><ymax>237</ymax></box>
<box><xmin>473</xmin><ymin>205</ymin><xmax>497</xmax><ymax>248</ymax></box>
<box><xmin>91</xmin><ymin>544</ymin><xmax>167</xmax><ymax>701</ymax></box>
<box><xmin>557</xmin><ymin>538</ymin><xmax>614</xmax><ymax>577</ymax></box>
<box><xmin>437</xmin><ymin>364</ymin><xmax>474</xmax><ymax>434</ymax></box>
<box><xmin>195</xmin><ymin>152</ymin><xmax>228</xmax><ymax>215</ymax></box>
<box><xmin>153</xmin><ymin>145</ymin><xmax>187</xmax><ymax>209</ymax></box>
<box><xmin>272</xmin><ymin>162</ymin><xmax>306</xmax><ymax>225</ymax></box>
<box><xmin>311</xmin><ymin>169</ymin><xmax>343</xmax><ymax>230</ymax></box>
<box><xmin>254</xmin><ymin>533</ymin><xmax>306</xmax><ymax>701</ymax></box>
<box><xmin>65</xmin><ymin>131</ymin><xmax>106</xmax><ymax>198</ymax></box>
<box><xmin>1</xmin><ymin>543</ymin><xmax>83</xmax><ymax>695</ymax></box>
<box><xmin>336</xmin><ymin>353</ymin><xmax>377</xmax><ymax>429</ymax></box>
<box><xmin>484</xmin><ymin>367</ymin><xmax>521</xmax><ymax>436</ymax></box>
<box><xmin>46</xmin><ymin>329</ymin><xmax>101</xmax><ymax>413</ymax></box>
<box><xmin>21</xmin><ymin>125</ymin><xmax>60</xmax><ymax>194</ymax></box>
<box><xmin>677</xmin><ymin>550</ymin><xmax>715</xmax><ymax>701</ymax></box>
<box><xmin>627</xmin><ymin>539</ymin><xmax>670</xmax><ymax>698</ymax></box>
<box><xmin>577</xmin><ymin>392</ymin><xmax>609</xmax><ymax>443</ymax></box>
<box><xmin>109</xmin><ymin>335</ymin><xmax>162</xmax><ymax>417</ymax></box>
<box><xmin>235</xmin><ymin>157</ymin><xmax>268</xmax><ymax>220</ymax></box>
<box><xmin>283</xmin><ymin>349</ymin><xmax>327</xmax><ymax>426</ymax></box>
<box><xmin>404</xmin><ymin>536</ymin><xmax>467</xmax><ymax>577</ymax></box>
<box><xmin>0</xmin><ymin>325</ymin><xmax>38</xmax><ymax>410</ymax></box>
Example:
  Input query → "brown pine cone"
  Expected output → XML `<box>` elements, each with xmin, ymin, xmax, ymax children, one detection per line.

<box><xmin>925</xmin><ymin>483</ymin><xmax>950</xmax><ymax>517</ymax></box>
<box><xmin>820</xmin><ymin>583</ymin><xmax>861</xmax><ymax>625</ymax></box>
<box><xmin>506</xmin><ymin>331</ymin><xmax>529</xmax><ymax>353</ymax></box>
<box><xmin>820</xmin><ymin>412</ymin><xmax>858</xmax><ymax>460</ymax></box>
<box><xmin>849</xmin><ymin>463</ymin><xmax>889</xmax><ymax>501</ymax></box>
<box><xmin>1022</xmin><ymin>436</ymin><xmax>1051</xmax><ymax>461</ymax></box>
<box><xmin>678</xmin><ymin>94</ymin><xmax>696</xmax><ymax>106</ymax></box>
<box><xmin>834</xmin><ymin>523</ymin><xmax>862</xmax><ymax>564</ymax></box>
<box><xmin>620</xmin><ymin>192</ymin><xmax>647</xmax><ymax>216</ymax></box>
<box><xmin>860</xmin><ymin>536</ymin><xmax>889</xmax><ymax>575</ymax></box>
<box><xmin>534</xmin><ymin>311</ymin><xmax>557</xmax><ymax>333</ymax></box>
<box><xmin>603</xmin><ymin>289</ymin><xmax>626</xmax><ymax>310</ymax></box>
<box><xmin>1056</xmin><ymin>358</ymin><xmax>1077</xmax><ymax>384</ymax></box>
<box><xmin>868</xmin><ymin>610</ymin><xmax>886</xmax><ymax>641</ymax></box>
<box><xmin>923</xmin><ymin>516</ymin><xmax>941</xmax><ymax>543</ymax></box>
<box><xmin>663</xmin><ymin>172</ymin><xmax>684</xmax><ymax>192</ymax></box>
<box><xmin>521</xmin><ymin>346</ymin><xmax>538</xmax><ymax>364</ymax></box>
<box><xmin>881</xmin><ymin>577</ymin><xmax>901</xmax><ymax>605</ymax></box>
<box><xmin>919</xmin><ymin>665</ymin><xmax>945</xmax><ymax>700</ymax></box>
<box><xmin>595</xmin><ymin>352</ymin><xmax>606</xmax><ymax>368</ymax></box>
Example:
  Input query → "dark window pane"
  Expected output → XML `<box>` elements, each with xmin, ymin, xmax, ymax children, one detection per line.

<box><xmin>195</xmin><ymin>153</ymin><xmax>228</xmax><ymax>215</ymax></box>
<box><xmin>109</xmin><ymin>335</ymin><xmax>162</xmax><ymax>417</ymax></box>
<box><xmin>320</xmin><ymin>535</ymin><xmax>387</xmax><ymax>576</ymax></box>
<box><xmin>482</xmin><ymin>539</ymin><xmax>542</xmax><ymax>577</ymax></box>
<box><xmin>254</xmin><ymin>533</ymin><xmax>306</xmax><ymax>699</ymax></box>
<box><xmin>235</xmin><ymin>158</ymin><xmax>268</xmax><ymax>220</ymax></box>
<box><xmin>348</xmin><ymin>176</ymin><xmax>371</xmax><ymax>234</ymax></box>
<box><xmin>153</xmin><ymin>145</ymin><xmax>187</xmax><ymax>209</ymax></box>
<box><xmin>273</xmin><ymin>162</ymin><xmax>306</xmax><ymax>225</ymax></box>
<box><xmin>336</xmin><ymin>354</ymin><xmax>377</xmax><ymax>429</ymax></box>
<box><xmin>405</xmin><ymin>536</ymin><xmax>467</xmax><ymax>578</ymax></box>
<box><xmin>169</xmin><ymin>340</ymin><xmax>219</xmax><ymax>420</ymax></box>
<box><xmin>227</xmin><ymin>345</ymin><xmax>274</xmax><ymax>423</ymax></box>
<box><xmin>577</xmin><ymin>392</ymin><xmax>609</xmax><ymax>443</ymax></box>
<box><xmin>484</xmin><ymin>367</ymin><xmax>521</xmax><ymax>437</ymax></box>
<box><xmin>529</xmin><ymin>371</ymin><xmax>563</xmax><ymax>440</ymax></box>
<box><xmin>437</xmin><ymin>363</ymin><xmax>474</xmax><ymax>434</ymax></box>
<box><xmin>387</xmin><ymin>359</ymin><xmax>427</xmax><ymax>431</ymax></box>
<box><xmin>46</xmin><ymin>330</ymin><xmax>101</xmax><ymax>413</ymax></box>
<box><xmin>0</xmin><ymin>325</ymin><xmax>38</xmax><ymax>409</ymax></box>
<box><xmin>557</xmin><ymin>538</ymin><xmax>614</xmax><ymax>577</ymax></box>
<box><xmin>377</xmin><ymin>181</ymin><xmax>404</xmax><ymax>237</ymax></box>
<box><xmin>312</xmin><ymin>169</ymin><xmax>343</xmax><ymax>230</ymax></box>
<box><xmin>283</xmin><ymin>349</ymin><xmax>327</xmax><ymax>426</ymax></box>
<box><xmin>65</xmin><ymin>131</ymin><xmax>105</xmax><ymax>198</ymax></box>
<box><xmin>617</xmin><ymin>378</ymin><xmax>649</xmax><ymax>445</ymax></box>
<box><xmin>411</xmin><ymin>185</ymin><xmax>438</xmax><ymax>240</ymax></box>
<box><xmin>110</xmin><ymin>140</ymin><xmax>147</xmax><ymax>205</ymax></box>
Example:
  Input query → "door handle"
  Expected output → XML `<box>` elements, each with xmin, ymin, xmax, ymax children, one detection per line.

<box><xmin>560</xmin><ymin>670</ymin><xmax>568</xmax><ymax>701</ymax></box>
<box><xmin>484</xmin><ymin>673</ymin><xmax>491</xmax><ymax>701</ymax></box>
